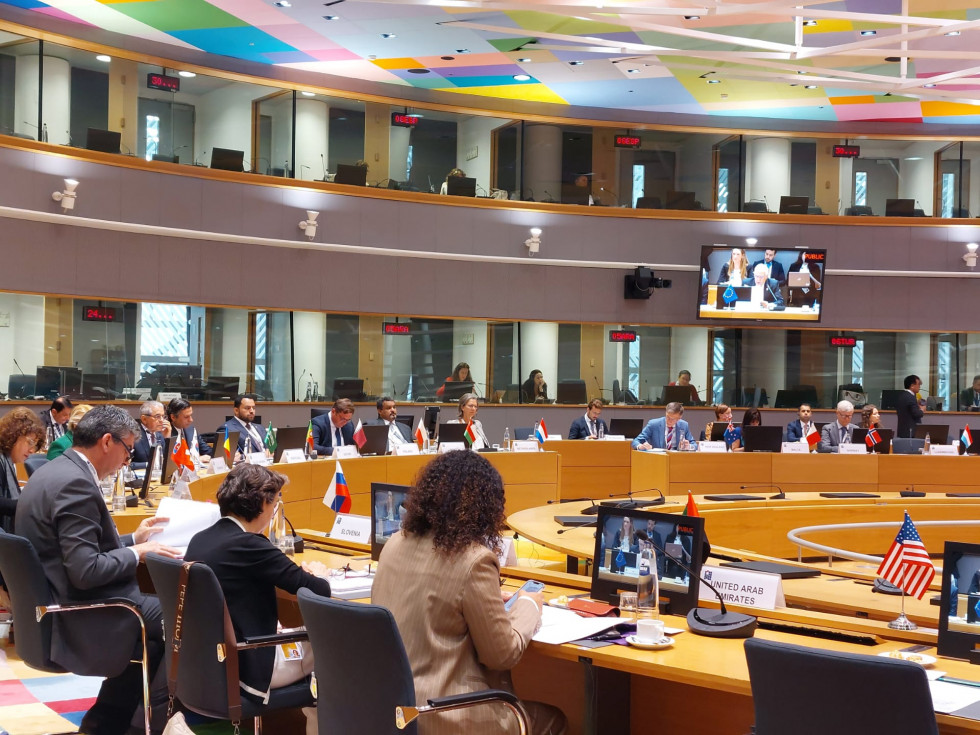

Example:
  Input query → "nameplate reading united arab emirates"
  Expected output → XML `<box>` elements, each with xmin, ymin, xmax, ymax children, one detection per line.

<box><xmin>698</xmin><ymin>565</ymin><xmax>784</xmax><ymax>610</ymax></box>
<box><xmin>329</xmin><ymin>513</ymin><xmax>371</xmax><ymax>544</ymax></box>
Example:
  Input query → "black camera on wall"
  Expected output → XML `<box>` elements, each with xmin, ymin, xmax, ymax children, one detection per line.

<box><xmin>624</xmin><ymin>266</ymin><xmax>671</xmax><ymax>299</ymax></box>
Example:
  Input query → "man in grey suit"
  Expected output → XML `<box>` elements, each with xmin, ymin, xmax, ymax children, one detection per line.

<box><xmin>16</xmin><ymin>405</ymin><xmax>180</xmax><ymax>735</ymax></box>
<box><xmin>817</xmin><ymin>399</ymin><xmax>856</xmax><ymax>453</ymax></box>
<box><xmin>366</xmin><ymin>396</ymin><xmax>413</xmax><ymax>452</ymax></box>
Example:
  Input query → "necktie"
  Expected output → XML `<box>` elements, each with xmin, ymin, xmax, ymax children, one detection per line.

<box><xmin>802</xmin><ymin>423</ymin><xmax>809</xmax><ymax>436</ymax></box>
<box><xmin>840</xmin><ymin>425</ymin><xmax>848</xmax><ymax>444</ymax></box>
<box><xmin>666</xmin><ymin>425</ymin><xmax>675</xmax><ymax>449</ymax></box>
<box><xmin>974</xmin><ymin>392</ymin><xmax>979</xmax><ymax>407</ymax></box>
<box><xmin>334</xmin><ymin>427</ymin><xmax>342</xmax><ymax>447</ymax></box>
<box><xmin>590</xmin><ymin>419</ymin><xmax>596</xmax><ymax>437</ymax></box>
<box><xmin>389</xmin><ymin>422</ymin><xmax>404</xmax><ymax>446</ymax></box>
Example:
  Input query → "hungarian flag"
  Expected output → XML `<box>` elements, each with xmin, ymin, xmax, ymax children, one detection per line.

<box><xmin>306</xmin><ymin>420</ymin><xmax>314</xmax><ymax>452</ymax></box>
<box><xmin>352</xmin><ymin>419</ymin><xmax>367</xmax><ymax>449</ymax></box>
<box><xmin>463</xmin><ymin>421</ymin><xmax>478</xmax><ymax>447</ymax></box>
<box><xmin>876</xmin><ymin>512</ymin><xmax>935</xmax><ymax>599</ymax></box>
<box><xmin>414</xmin><ymin>419</ymin><xmax>427</xmax><ymax>448</ymax></box>
<box><xmin>323</xmin><ymin>461</ymin><xmax>351</xmax><ymax>514</ymax></box>
<box><xmin>683</xmin><ymin>490</ymin><xmax>700</xmax><ymax>518</ymax></box>
<box><xmin>865</xmin><ymin>427</ymin><xmax>881</xmax><ymax>448</ymax></box>
<box><xmin>962</xmin><ymin>425</ymin><xmax>973</xmax><ymax>449</ymax></box>
<box><xmin>264</xmin><ymin>421</ymin><xmax>277</xmax><ymax>453</ymax></box>
<box><xmin>172</xmin><ymin>434</ymin><xmax>194</xmax><ymax>472</ymax></box>
<box><xmin>805</xmin><ymin>423</ymin><xmax>820</xmax><ymax>450</ymax></box>
<box><xmin>534</xmin><ymin>419</ymin><xmax>549</xmax><ymax>444</ymax></box>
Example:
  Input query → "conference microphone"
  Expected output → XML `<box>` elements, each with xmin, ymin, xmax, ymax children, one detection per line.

<box><xmin>740</xmin><ymin>484</ymin><xmax>785</xmax><ymax>500</ymax></box>
<box><xmin>321</xmin><ymin>153</ymin><xmax>326</xmax><ymax>180</ymax></box>
<box><xmin>296</xmin><ymin>369</ymin><xmax>307</xmax><ymax>401</ymax></box>
<box><xmin>12</xmin><ymin>358</ymin><xmax>25</xmax><ymax>375</ymax></box>
<box><xmin>633</xmin><ymin>529</ymin><xmax>757</xmax><ymax>638</ymax></box>
<box><xmin>762</xmin><ymin>194</ymin><xmax>769</xmax><ymax>212</ymax></box>
<box><xmin>557</xmin><ymin>522</ymin><xmax>595</xmax><ymax>534</ymax></box>
<box><xmin>765</xmin><ymin>281</ymin><xmax>786</xmax><ymax>311</ymax></box>
<box><xmin>542</xmin><ymin>190</ymin><xmax>555</xmax><ymax>203</ymax></box>
<box><xmin>593</xmin><ymin>376</ymin><xmax>611</xmax><ymax>400</ymax></box>
<box><xmin>524</xmin><ymin>188</ymin><xmax>535</xmax><ymax>202</ymax></box>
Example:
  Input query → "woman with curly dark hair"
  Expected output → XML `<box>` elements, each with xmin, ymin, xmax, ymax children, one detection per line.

<box><xmin>372</xmin><ymin>451</ymin><xmax>566</xmax><ymax>735</ymax></box>
<box><xmin>0</xmin><ymin>408</ymin><xmax>44</xmax><ymax>532</ymax></box>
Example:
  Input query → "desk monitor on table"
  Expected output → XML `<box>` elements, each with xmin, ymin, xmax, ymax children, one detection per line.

<box><xmin>660</xmin><ymin>385</ymin><xmax>696</xmax><ymax>406</ymax></box>
<box><xmin>714</xmin><ymin>286</ymin><xmax>752</xmax><ymax>309</ymax></box>
<box><xmin>160</xmin><ymin>436</ymin><xmax>179</xmax><ymax>484</ymax></box>
<box><xmin>7</xmin><ymin>374</ymin><xmax>34</xmax><ymax>399</ymax></box>
<box><xmin>334</xmin><ymin>163</ymin><xmax>367</xmax><ymax>187</ymax></box>
<box><xmin>850</xmin><ymin>427</ymin><xmax>894</xmax><ymax>454</ymax></box>
<box><xmin>938</xmin><ymin>541</ymin><xmax>980</xmax><ymax>660</ymax></box>
<box><xmin>272</xmin><ymin>426</ymin><xmax>309</xmax><ymax>462</ymax></box>
<box><xmin>778</xmin><ymin>196</ymin><xmax>809</xmax><ymax>214</ymax></box>
<box><xmin>437</xmin><ymin>422</ymin><xmax>465</xmax><ymax>445</ymax></box>
<box><xmin>86</xmin><ymin>127</ymin><xmax>121</xmax><ymax>154</ymax></box>
<box><xmin>332</xmin><ymin>378</ymin><xmax>365</xmax><ymax>401</ymax></box>
<box><xmin>371</xmin><ymin>482</ymin><xmax>411</xmax><ymax>561</ymax></box>
<box><xmin>885</xmin><ymin>198</ymin><xmax>915</xmax><ymax>216</ymax></box>
<box><xmin>210</xmin><ymin>147</ymin><xmax>245</xmax><ymax>172</ymax></box>
<box><xmin>609</xmin><ymin>418</ymin><xmax>644</xmax><ymax>439</ymax></box>
<box><xmin>742</xmin><ymin>425</ymin><xmax>783</xmax><ymax>452</ymax></box>
<box><xmin>446</xmin><ymin>176</ymin><xmax>477</xmax><ymax>197</ymax></box>
<box><xmin>665</xmin><ymin>190</ymin><xmax>697</xmax><ymax>210</ymax></box>
<box><xmin>441</xmin><ymin>380</ymin><xmax>474</xmax><ymax>401</ymax></box>
<box><xmin>592</xmin><ymin>506</ymin><xmax>706</xmax><ymax>614</ymax></box>
<box><xmin>914</xmin><ymin>424</ymin><xmax>949</xmax><ymax>444</ymax></box>
<box><xmin>879</xmin><ymin>390</ymin><xmax>906</xmax><ymax>411</ymax></box>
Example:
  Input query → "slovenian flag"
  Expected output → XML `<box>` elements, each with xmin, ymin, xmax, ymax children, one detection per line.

<box><xmin>414</xmin><ymin>419</ymin><xmax>427</xmax><ymax>448</ymax></box>
<box><xmin>352</xmin><ymin>419</ymin><xmax>367</xmax><ymax>449</ymax></box>
<box><xmin>535</xmin><ymin>419</ymin><xmax>549</xmax><ymax>444</ymax></box>
<box><xmin>306</xmin><ymin>420</ymin><xmax>314</xmax><ymax>452</ymax></box>
<box><xmin>805</xmin><ymin>423</ymin><xmax>820</xmax><ymax>450</ymax></box>
<box><xmin>172</xmin><ymin>434</ymin><xmax>194</xmax><ymax>471</ymax></box>
<box><xmin>963</xmin><ymin>425</ymin><xmax>973</xmax><ymax>449</ymax></box>
<box><xmin>865</xmin><ymin>427</ymin><xmax>881</xmax><ymax>448</ymax></box>
<box><xmin>463</xmin><ymin>420</ymin><xmax>478</xmax><ymax>447</ymax></box>
<box><xmin>324</xmin><ymin>461</ymin><xmax>352</xmax><ymax>513</ymax></box>
<box><xmin>723</xmin><ymin>284</ymin><xmax>737</xmax><ymax>304</ymax></box>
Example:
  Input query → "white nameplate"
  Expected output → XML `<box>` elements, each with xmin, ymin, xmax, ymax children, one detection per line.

<box><xmin>280</xmin><ymin>448</ymin><xmax>307</xmax><ymax>464</ymax></box>
<box><xmin>547</xmin><ymin>433</ymin><xmax>562</xmax><ymax>441</ymax></box>
<box><xmin>839</xmin><ymin>443</ymin><xmax>867</xmax><ymax>455</ymax></box>
<box><xmin>157</xmin><ymin>391</ymin><xmax>183</xmax><ymax>403</ymax></box>
<box><xmin>699</xmin><ymin>441</ymin><xmax>728</xmax><ymax>453</ymax></box>
<box><xmin>930</xmin><ymin>444</ymin><xmax>959</xmax><ymax>456</ymax></box>
<box><xmin>247</xmin><ymin>451</ymin><xmax>272</xmax><ymax>465</ymax></box>
<box><xmin>601</xmin><ymin>435</ymin><xmax>626</xmax><ymax>441</ymax></box>
<box><xmin>511</xmin><ymin>440</ymin><xmax>539</xmax><ymax>453</ymax></box>
<box><xmin>699</xmin><ymin>564</ymin><xmax>784</xmax><ymax>610</ymax></box>
<box><xmin>328</xmin><ymin>513</ymin><xmax>371</xmax><ymax>544</ymax></box>
<box><xmin>206</xmin><ymin>456</ymin><xmax>229</xmax><ymax>474</ymax></box>
<box><xmin>439</xmin><ymin>442</ymin><xmax>465</xmax><ymax>453</ymax></box>
<box><xmin>393</xmin><ymin>443</ymin><xmax>420</xmax><ymax>456</ymax></box>
<box><xmin>780</xmin><ymin>441</ymin><xmax>807</xmax><ymax>454</ymax></box>
<box><xmin>333</xmin><ymin>445</ymin><xmax>359</xmax><ymax>459</ymax></box>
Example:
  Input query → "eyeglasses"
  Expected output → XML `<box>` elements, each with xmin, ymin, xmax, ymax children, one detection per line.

<box><xmin>111</xmin><ymin>435</ymin><xmax>136</xmax><ymax>461</ymax></box>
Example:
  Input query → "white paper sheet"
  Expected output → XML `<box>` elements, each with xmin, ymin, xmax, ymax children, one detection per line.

<box><xmin>532</xmin><ymin>605</ymin><xmax>621</xmax><ymax>645</ymax></box>
<box><xmin>152</xmin><ymin>497</ymin><xmax>221</xmax><ymax>550</ymax></box>
<box><xmin>929</xmin><ymin>680</ymin><xmax>980</xmax><ymax>714</ymax></box>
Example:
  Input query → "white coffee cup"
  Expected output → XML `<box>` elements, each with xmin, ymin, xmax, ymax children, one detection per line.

<box><xmin>636</xmin><ymin>618</ymin><xmax>665</xmax><ymax>644</ymax></box>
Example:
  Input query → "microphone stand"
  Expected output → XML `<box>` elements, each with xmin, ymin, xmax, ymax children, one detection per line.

<box><xmin>740</xmin><ymin>484</ymin><xmax>785</xmax><ymax>500</ymax></box>
<box><xmin>634</xmin><ymin>529</ymin><xmax>757</xmax><ymax>638</ymax></box>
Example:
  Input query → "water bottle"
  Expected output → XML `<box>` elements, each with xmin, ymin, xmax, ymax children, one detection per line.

<box><xmin>637</xmin><ymin>547</ymin><xmax>659</xmax><ymax>619</ymax></box>
<box><xmin>150</xmin><ymin>445</ymin><xmax>162</xmax><ymax>483</ymax></box>
<box><xmin>111</xmin><ymin>469</ymin><xmax>127</xmax><ymax>514</ymax></box>
<box><xmin>503</xmin><ymin>427</ymin><xmax>511</xmax><ymax>450</ymax></box>
<box><xmin>598</xmin><ymin>422</ymin><xmax>605</xmax><ymax>440</ymax></box>
<box><xmin>923</xmin><ymin>432</ymin><xmax>931</xmax><ymax>454</ymax></box>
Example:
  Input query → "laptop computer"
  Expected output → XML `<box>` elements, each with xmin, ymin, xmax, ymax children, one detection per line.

<box><xmin>273</xmin><ymin>426</ymin><xmax>309</xmax><ymax>462</ymax></box>
<box><xmin>915</xmin><ymin>424</ymin><xmax>950</xmax><ymax>444</ymax></box>
<box><xmin>609</xmin><ymin>418</ymin><xmax>644</xmax><ymax>438</ymax></box>
<box><xmin>437</xmin><ymin>422</ymin><xmax>466</xmax><ymax>444</ymax></box>
<box><xmin>850</xmin><ymin>428</ymin><xmax>894</xmax><ymax>454</ymax></box>
<box><xmin>885</xmin><ymin>198</ymin><xmax>915</xmax><ymax>216</ymax></box>
<box><xmin>708</xmin><ymin>423</ymin><xmax>730</xmax><ymax>442</ymax></box>
<box><xmin>778</xmin><ymin>196</ymin><xmax>809</xmax><ymax>215</ymax></box>
<box><xmin>359</xmin><ymin>424</ymin><xmax>390</xmax><ymax>456</ymax></box>
<box><xmin>722</xmin><ymin>560</ymin><xmax>820</xmax><ymax>579</ymax></box>
<box><xmin>787</xmin><ymin>272</ymin><xmax>810</xmax><ymax>288</ymax></box>
<box><xmin>741</xmin><ymin>425</ymin><xmax>783</xmax><ymax>452</ymax></box>
<box><xmin>441</xmin><ymin>380</ymin><xmax>474</xmax><ymax>401</ymax></box>
<box><xmin>334</xmin><ymin>163</ymin><xmax>367</xmax><ymax>186</ymax></box>
<box><xmin>446</xmin><ymin>176</ymin><xmax>476</xmax><ymax>197</ymax></box>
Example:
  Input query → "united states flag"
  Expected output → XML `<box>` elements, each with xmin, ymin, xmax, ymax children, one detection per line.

<box><xmin>876</xmin><ymin>512</ymin><xmax>935</xmax><ymax>600</ymax></box>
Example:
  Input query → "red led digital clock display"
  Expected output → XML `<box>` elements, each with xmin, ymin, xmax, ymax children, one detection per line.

<box><xmin>830</xmin><ymin>336</ymin><xmax>857</xmax><ymax>348</ymax></box>
<box><xmin>832</xmin><ymin>144</ymin><xmax>860</xmax><ymax>158</ymax></box>
<box><xmin>391</xmin><ymin>113</ymin><xmax>419</xmax><ymax>127</ymax></box>
<box><xmin>146</xmin><ymin>73</ymin><xmax>180</xmax><ymax>93</ymax></box>
<box><xmin>615</xmin><ymin>135</ymin><xmax>642</xmax><ymax>149</ymax></box>
<box><xmin>83</xmin><ymin>306</ymin><xmax>117</xmax><ymax>322</ymax></box>
<box><xmin>383</xmin><ymin>322</ymin><xmax>411</xmax><ymax>335</ymax></box>
<box><xmin>609</xmin><ymin>330</ymin><xmax>638</xmax><ymax>342</ymax></box>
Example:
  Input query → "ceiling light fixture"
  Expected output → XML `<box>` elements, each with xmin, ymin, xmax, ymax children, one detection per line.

<box><xmin>52</xmin><ymin>178</ymin><xmax>79</xmax><ymax>212</ymax></box>
<box><xmin>946</xmin><ymin>30</ymin><xmax>961</xmax><ymax>36</ymax></box>
<box><xmin>301</xmin><ymin>91</ymin><xmax>315</xmax><ymax>96</ymax></box>
<box><xmin>684</xmin><ymin>15</ymin><xmax>700</xmax><ymax>20</ymax></box>
<box><xmin>323</xmin><ymin>15</ymin><xmax>339</xmax><ymax>20</ymax></box>
<box><xmin>570</xmin><ymin>60</ymin><xmax>584</xmax><ymax>65</ymax></box>
<box><xmin>456</xmin><ymin>48</ymin><xmax>470</xmax><ymax>53</ymax></box>
<box><xmin>381</xmin><ymin>33</ymin><xmax>396</xmax><ymax>38</ymax></box>
<box><xmin>178</xmin><ymin>71</ymin><xmax>196</xmax><ymax>78</ymax></box>
<box><xmin>746</xmin><ymin>237</ymin><xmax>758</xmax><ymax>246</ymax></box>
<box><xmin>924</xmin><ymin>83</ymin><xmax>937</xmax><ymax>88</ymax></box>
<box><xmin>513</xmin><ymin>74</ymin><xmax>531</xmax><ymax>81</ymax></box>
<box><xmin>518</xmin><ymin>57</ymin><xmax>531</xmax><ymax>63</ymax></box>
<box><xmin>802</xmin><ymin>20</ymin><xmax>817</xmax><ymax>26</ymax></box>
<box><xmin>275</xmin><ymin>1</ymin><xmax>291</xmax><ymax>6</ymax></box>
<box><xmin>96</xmin><ymin>55</ymin><xmax>111</xmax><ymax>63</ymax></box>
<box><xmin>708</xmin><ymin>79</ymin><xmax>721</xmax><ymax>84</ymax></box>
<box><xmin>627</xmin><ymin>69</ymin><xmax>639</xmax><ymax>74</ymax></box>
<box><xmin>860</xmin><ymin>30</ymin><xmax>876</xmax><ymax>36</ymax></box>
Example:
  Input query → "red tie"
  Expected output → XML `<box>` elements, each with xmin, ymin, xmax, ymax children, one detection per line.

<box><xmin>666</xmin><ymin>425</ymin><xmax>675</xmax><ymax>449</ymax></box>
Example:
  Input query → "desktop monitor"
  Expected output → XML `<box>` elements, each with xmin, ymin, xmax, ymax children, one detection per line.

<box><xmin>773</xmin><ymin>388</ymin><xmax>819</xmax><ymax>408</ymax></box>
<box><xmin>609</xmin><ymin>418</ymin><xmax>644</xmax><ymax>438</ymax></box>
<box><xmin>665</xmin><ymin>191</ymin><xmax>698</xmax><ymax>210</ymax></box>
<box><xmin>741</xmin><ymin>425</ymin><xmax>783</xmax><ymax>452</ymax></box>
<box><xmin>878</xmin><ymin>390</ymin><xmax>906</xmax><ymax>411</ymax></box>
<box><xmin>778</xmin><ymin>196</ymin><xmax>809</xmax><ymax>214</ymax></box>
<box><xmin>359</xmin><ymin>424</ymin><xmax>390</xmax><ymax>456</ymax></box>
<box><xmin>441</xmin><ymin>380</ymin><xmax>474</xmax><ymax>401</ymax></box>
<box><xmin>35</xmin><ymin>366</ymin><xmax>70</xmax><ymax>399</ymax></box>
<box><xmin>437</xmin><ymin>422</ymin><xmax>466</xmax><ymax>445</ymax></box>
<box><xmin>332</xmin><ymin>378</ymin><xmax>365</xmax><ymax>401</ymax></box>
<box><xmin>395</xmin><ymin>415</ymin><xmax>414</xmax><ymax>429</ymax></box>
<box><xmin>205</xmin><ymin>376</ymin><xmax>240</xmax><ymax>400</ymax></box>
<box><xmin>914</xmin><ymin>424</ymin><xmax>950</xmax><ymax>444</ymax></box>
<box><xmin>422</xmin><ymin>406</ymin><xmax>440</xmax><ymax>440</ymax></box>
<box><xmin>371</xmin><ymin>482</ymin><xmax>411</xmax><ymax>561</ymax></box>
<box><xmin>85</xmin><ymin>127</ymin><xmax>121</xmax><ymax>154</ymax></box>
<box><xmin>561</xmin><ymin>183</ymin><xmax>591</xmax><ymax>206</ymax></box>
<box><xmin>591</xmin><ymin>506</ymin><xmax>706</xmax><ymax>614</ymax></box>
<box><xmin>151</xmin><ymin>154</ymin><xmax>178</xmax><ymax>164</ymax></box>
<box><xmin>885</xmin><ymin>198</ymin><xmax>915</xmax><ymax>216</ymax></box>
<box><xmin>556</xmin><ymin>380</ymin><xmax>588</xmax><ymax>405</ymax></box>
<box><xmin>938</xmin><ymin>541</ymin><xmax>980</xmax><ymax>660</ymax></box>
<box><xmin>446</xmin><ymin>176</ymin><xmax>477</xmax><ymax>197</ymax></box>
<box><xmin>850</xmin><ymin>428</ymin><xmax>893</xmax><ymax>454</ymax></box>
<box><xmin>660</xmin><ymin>385</ymin><xmax>696</xmax><ymax>406</ymax></box>
<box><xmin>138</xmin><ymin>448</ymin><xmax>157</xmax><ymax>500</ymax></box>
<box><xmin>210</xmin><ymin>147</ymin><xmax>245</xmax><ymax>172</ymax></box>
<box><xmin>160</xmin><ymin>436</ymin><xmax>179</xmax><ymax>484</ymax></box>
<box><xmin>334</xmin><ymin>163</ymin><xmax>367</xmax><ymax>186</ymax></box>
<box><xmin>272</xmin><ymin>426</ymin><xmax>309</xmax><ymax>462</ymax></box>
<box><xmin>6</xmin><ymin>374</ymin><xmax>34</xmax><ymax>399</ymax></box>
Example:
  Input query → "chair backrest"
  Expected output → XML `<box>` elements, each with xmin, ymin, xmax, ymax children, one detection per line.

<box><xmin>0</xmin><ymin>531</ymin><xmax>59</xmax><ymax>671</ymax></box>
<box><xmin>297</xmin><ymin>588</ymin><xmax>417</xmax><ymax>734</ymax></box>
<box><xmin>635</xmin><ymin>196</ymin><xmax>662</xmax><ymax>209</ymax></box>
<box><xmin>892</xmin><ymin>437</ymin><xmax>925</xmax><ymax>454</ymax></box>
<box><xmin>514</xmin><ymin>427</ymin><xmax>533</xmax><ymax>440</ymax></box>
<box><xmin>846</xmin><ymin>205</ymin><xmax>874</xmax><ymax>216</ymax></box>
<box><xmin>145</xmin><ymin>554</ymin><xmax>235</xmax><ymax>720</ymax></box>
<box><xmin>743</xmin><ymin>201</ymin><xmax>768</xmax><ymax>213</ymax></box>
<box><xmin>24</xmin><ymin>455</ymin><xmax>49</xmax><ymax>477</ymax></box>
<box><xmin>744</xmin><ymin>638</ymin><xmax>938</xmax><ymax>735</ymax></box>
<box><xmin>612</xmin><ymin>379</ymin><xmax>623</xmax><ymax>404</ymax></box>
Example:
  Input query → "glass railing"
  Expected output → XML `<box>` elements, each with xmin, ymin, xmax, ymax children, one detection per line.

<box><xmin>3</xmin><ymin>290</ymin><xmax>978</xmax><ymax>411</ymax></box>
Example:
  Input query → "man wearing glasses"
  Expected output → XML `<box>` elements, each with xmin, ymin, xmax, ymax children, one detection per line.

<box><xmin>16</xmin><ymin>405</ymin><xmax>181</xmax><ymax>735</ymax></box>
<box><xmin>133</xmin><ymin>400</ymin><xmax>171</xmax><ymax>468</ymax></box>
<box><xmin>312</xmin><ymin>397</ymin><xmax>356</xmax><ymax>456</ymax></box>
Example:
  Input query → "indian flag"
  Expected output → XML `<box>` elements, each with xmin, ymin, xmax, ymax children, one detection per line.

<box><xmin>463</xmin><ymin>420</ymin><xmax>478</xmax><ymax>447</ymax></box>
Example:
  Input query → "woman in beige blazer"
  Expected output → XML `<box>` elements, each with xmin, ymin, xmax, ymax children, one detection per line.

<box><xmin>372</xmin><ymin>451</ymin><xmax>566</xmax><ymax>735</ymax></box>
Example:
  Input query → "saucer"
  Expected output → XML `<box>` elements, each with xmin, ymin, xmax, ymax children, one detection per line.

<box><xmin>626</xmin><ymin>635</ymin><xmax>674</xmax><ymax>650</ymax></box>
<box><xmin>878</xmin><ymin>651</ymin><xmax>936</xmax><ymax>667</ymax></box>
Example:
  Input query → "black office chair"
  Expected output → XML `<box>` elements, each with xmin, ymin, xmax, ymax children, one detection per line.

<box><xmin>514</xmin><ymin>427</ymin><xmax>533</xmax><ymax>440</ymax></box>
<box><xmin>845</xmin><ymin>205</ymin><xmax>874</xmax><ymax>216</ymax></box>
<box><xmin>806</xmin><ymin>205</ymin><xmax>824</xmax><ymax>215</ymax></box>
<box><xmin>296</xmin><ymin>589</ymin><xmax>530</xmax><ymax>733</ymax></box>
<box><xmin>145</xmin><ymin>555</ymin><xmax>313</xmax><ymax>734</ymax></box>
<box><xmin>742</xmin><ymin>201</ymin><xmax>768</xmax><ymax>213</ymax></box>
<box><xmin>24</xmin><ymin>455</ymin><xmax>48</xmax><ymax>477</ymax></box>
<box><xmin>0</xmin><ymin>530</ymin><xmax>152</xmax><ymax>734</ymax></box>
<box><xmin>310</xmin><ymin>407</ymin><xmax>331</xmax><ymax>419</ymax></box>
<box><xmin>612</xmin><ymin>379</ymin><xmax>623</xmax><ymax>404</ymax></box>
<box><xmin>744</xmin><ymin>638</ymin><xmax>938</xmax><ymax>735</ymax></box>
<box><xmin>891</xmin><ymin>438</ymin><xmax>926</xmax><ymax>455</ymax></box>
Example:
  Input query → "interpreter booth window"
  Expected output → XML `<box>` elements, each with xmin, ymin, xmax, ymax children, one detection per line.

<box><xmin>389</xmin><ymin>111</ymin><xmax>457</xmax><ymax>193</ymax></box>
<box><xmin>250</xmin><ymin>310</ymin><xmax>291</xmax><ymax>401</ymax></box>
<box><xmin>255</xmin><ymin>90</ymin><xmax>294</xmax><ymax>177</ymax></box>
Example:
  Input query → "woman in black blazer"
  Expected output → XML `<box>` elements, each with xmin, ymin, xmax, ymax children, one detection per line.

<box><xmin>185</xmin><ymin>464</ymin><xmax>332</xmax><ymax>711</ymax></box>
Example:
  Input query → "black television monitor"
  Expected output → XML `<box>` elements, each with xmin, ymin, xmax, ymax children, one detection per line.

<box><xmin>371</xmin><ymin>482</ymin><xmax>411</xmax><ymax>561</ymax></box>
<box><xmin>332</xmin><ymin>378</ymin><xmax>365</xmax><ymax>401</ymax></box>
<box><xmin>938</xmin><ymin>541</ymin><xmax>980</xmax><ymax>660</ymax></box>
<box><xmin>446</xmin><ymin>176</ymin><xmax>477</xmax><ymax>197</ymax></box>
<box><xmin>562</xmin><ymin>183</ymin><xmax>590</xmax><ymax>206</ymax></box>
<box><xmin>35</xmin><ymin>366</ymin><xmax>79</xmax><ymax>399</ymax></box>
<box><xmin>885</xmin><ymin>198</ymin><xmax>915</xmax><ymax>216</ymax></box>
<box><xmin>334</xmin><ymin>163</ymin><xmax>367</xmax><ymax>186</ymax></box>
<box><xmin>160</xmin><ymin>436</ymin><xmax>178</xmax><ymax>484</ymax></box>
<box><xmin>665</xmin><ymin>190</ymin><xmax>697</xmax><ymax>210</ymax></box>
<box><xmin>741</xmin><ymin>425</ymin><xmax>783</xmax><ymax>452</ymax></box>
<box><xmin>556</xmin><ymin>380</ymin><xmax>588</xmax><ymax>405</ymax></box>
<box><xmin>210</xmin><ymin>147</ymin><xmax>245</xmax><ymax>172</ymax></box>
<box><xmin>660</xmin><ymin>385</ymin><xmax>696</xmax><ymax>406</ymax></box>
<box><xmin>272</xmin><ymin>426</ymin><xmax>309</xmax><ymax>462</ymax></box>
<box><xmin>698</xmin><ymin>245</ymin><xmax>826</xmax><ymax>322</ymax></box>
<box><xmin>205</xmin><ymin>376</ymin><xmax>240</xmax><ymax>400</ymax></box>
<box><xmin>85</xmin><ymin>127</ymin><xmax>121</xmax><ymax>154</ymax></box>
<box><xmin>441</xmin><ymin>380</ymin><xmax>474</xmax><ymax>401</ymax></box>
<box><xmin>914</xmin><ymin>424</ymin><xmax>949</xmax><ymax>444</ymax></box>
<box><xmin>591</xmin><ymin>506</ymin><xmax>706</xmax><ymax>614</ymax></box>
<box><xmin>778</xmin><ymin>196</ymin><xmax>809</xmax><ymax>214</ymax></box>
<box><xmin>151</xmin><ymin>154</ymin><xmax>178</xmax><ymax>164</ymax></box>
<box><xmin>774</xmin><ymin>387</ymin><xmax>819</xmax><ymax>409</ymax></box>
<box><xmin>6</xmin><ymin>374</ymin><xmax>34</xmax><ymax>399</ymax></box>
<box><xmin>609</xmin><ymin>418</ymin><xmax>644</xmax><ymax>438</ymax></box>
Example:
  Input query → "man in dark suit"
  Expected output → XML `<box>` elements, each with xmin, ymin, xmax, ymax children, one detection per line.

<box><xmin>817</xmin><ymin>400</ymin><xmax>856</xmax><ymax>453</ymax></box>
<box><xmin>750</xmin><ymin>263</ymin><xmax>785</xmax><ymax>309</ymax></box>
<box><xmin>632</xmin><ymin>403</ymin><xmax>695</xmax><ymax>450</ymax></box>
<box><xmin>132</xmin><ymin>400</ymin><xmax>169</xmax><ymax>467</ymax></box>
<box><xmin>568</xmin><ymin>398</ymin><xmax>608</xmax><ymax>439</ymax></box>
<box><xmin>365</xmin><ymin>396</ymin><xmax>412</xmax><ymax>452</ymax></box>
<box><xmin>223</xmin><ymin>394</ymin><xmax>267</xmax><ymax>455</ymax></box>
<box><xmin>15</xmin><ymin>405</ymin><xmax>180</xmax><ymax>735</ymax></box>
<box><xmin>312</xmin><ymin>397</ymin><xmax>356</xmax><ymax>456</ymax></box>
<box><xmin>959</xmin><ymin>375</ymin><xmax>980</xmax><ymax>411</ymax></box>
<box><xmin>166</xmin><ymin>397</ymin><xmax>211</xmax><ymax>460</ymax></box>
<box><xmin>896</xmin><ymin>374</ymin><xmax>924</xmax><ymax>439</ymax></box>
<box><xmin>785</xmin><ymin>403</ymin><xmax>815</xmax><ymax>442</ymax></box>
<box><xmin>750</xmin><ymin>248</ymin><xmax>786</xmax><ymax>285</ymax></box>
<box><xmin>39</xmin><ymin>396</ymin><xmax>72</xmax><ymax>444</ymax></box>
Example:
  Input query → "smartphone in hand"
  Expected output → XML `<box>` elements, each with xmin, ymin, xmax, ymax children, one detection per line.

<box><xmin>504</xmin><ymin>580</ymin><xmax>545</xmax><ymax>611</ymax></box>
